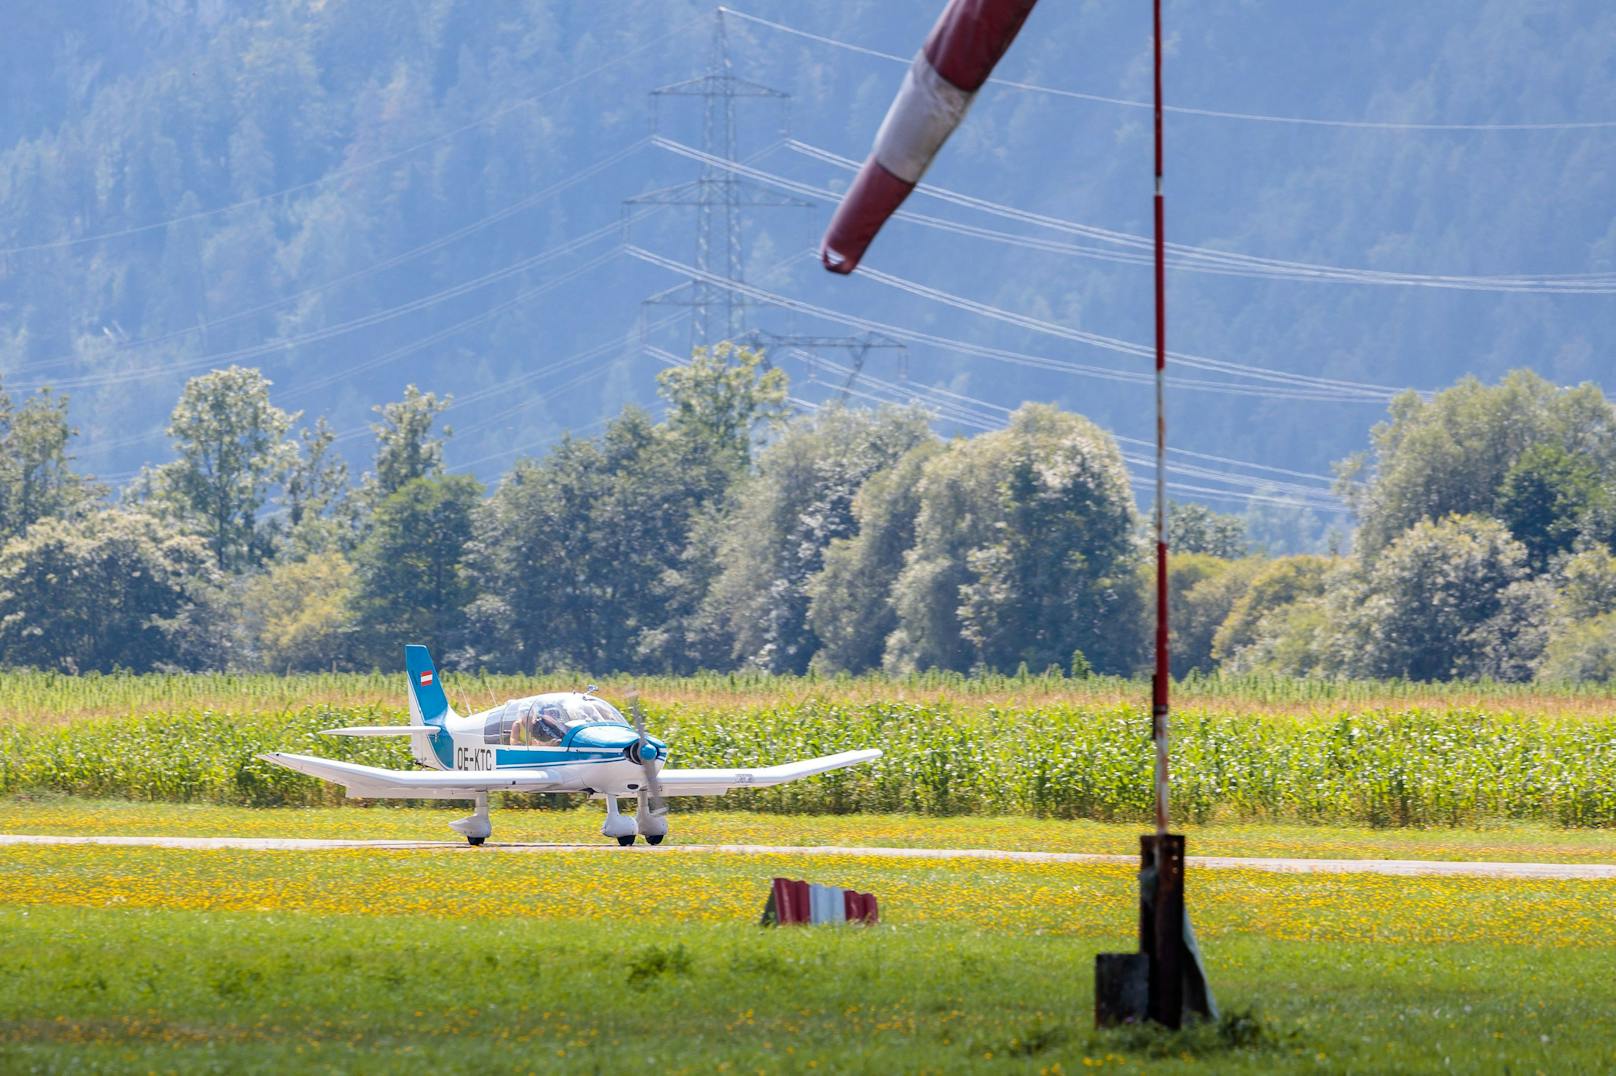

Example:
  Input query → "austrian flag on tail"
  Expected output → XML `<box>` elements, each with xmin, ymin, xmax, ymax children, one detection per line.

<box><xmin>419</xmin><ymin>671</ymin><xmax>434</xmax><ymax>686</ymax></box>
<box><xmin>821</xmin><ymin>0</ymin><xmax>1040</xmax><ymax>274</ymax></box>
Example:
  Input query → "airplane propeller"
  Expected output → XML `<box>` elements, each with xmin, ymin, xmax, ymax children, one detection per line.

<box><xmin>626</xmin><ymin>693</ymin><xmax>667</xmax><ymax>817</ymax></box>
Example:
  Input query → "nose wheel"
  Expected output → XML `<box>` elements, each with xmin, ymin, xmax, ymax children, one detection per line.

<box><xmin>645</xmin><ymin>834</ymin><xmax>664</xmax><ymax>846</ymax></box>
<box><xmin>617</xmin><ymin>834</ymin><xmax>636</xmax><ymax>847</ymax></box>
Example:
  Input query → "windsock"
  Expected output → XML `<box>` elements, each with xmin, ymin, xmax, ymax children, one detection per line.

<box><xmin>761</xmin><ymin>878</ymin><xmax>880</xmax><ymax>926</ymax></box>
<box><xmin>820</xmin><ymin>0</ymin><xmax>1040</xmax><ymax>274</ymax></box>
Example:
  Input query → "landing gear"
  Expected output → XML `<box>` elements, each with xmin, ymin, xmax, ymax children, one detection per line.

<box><xmin>636</xmin><ymin>795</ymin><xmax>669</xmax><ymax>847</ymax></box>
<box><xmin>450</xmin><ymin>792</ymin><xmax>492</xmax><ymax>846</ymax></box>
<box><xmin>601</xmin><ymin>794</ymin><xmax>637</xmax><ymax>844</ymax></box>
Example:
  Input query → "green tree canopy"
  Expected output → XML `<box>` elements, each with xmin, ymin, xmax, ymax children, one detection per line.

<box><xmin>701</xmin><ymin>405</ymin><xmax>933</xmax><ymax>674</ymax></box>
<box><xmin>282</xmin><ymin>417</ymin><xmax>356</xmax><ymax>556</ymax></box>
<box><xmin>1169</xmin><ymin>554</ymin><xmax>1263</xmax><ymax>676</ymax></box>
<box><xmin>888</xmin><ymin>405</ymin><xmax>1145</xmax><ymax>675</ymax></box>
<box><xmin>1167</xmin><ymin>502</ymin><xmax>1249</xmax><ymax>559</ymax></box>
<box><xmin>1496</xmin><ymin>443</ymin><xmax>1607</xmax><ymax>571</ymax></box>
<box><xmin>1212</xmin><ymin>555</ymin><xmax>1336</xmax><ymax>668</ymax></box>
<box><xmin>656</xmin><ymin>342</ymin><xmax>788</xmax><ymax>474</ymax></box>
<box><xmin>158</xmin><ymin>365</ymin><xmax>296</xmax><ymax>571</ymax></box>
<box><xmin>0</xmin><ymin>385</ymin><xmax>95</xmax><ymax>544</ymax></box>
<box><xmin>241</xmin><ymin>550</ymin><xmax>359</xmax><ymax>672</ymax></box>
<box><xmin>1538</xmin><ymin>612</ymin><xmax>1616</xmax><ymax>683</ymax></box>
<box><xmin>0</xmin><ymin>509</ymin><xmax>225</xmax><ymax>672</ymax></box>
<box><xmin>808</xmin><ymin>442</ymin><xmax>941</xmax><ymax>675</ymax></box>
<box><xmin>467</xmin><ymin>408</ymin><xmax>725</xmax><ymax>673</ymax></box>
<box><xmin>1557</xmin><ymin>548</ymin><xmax>1616</xmax><ymax>622</ymax></box>
<box><xmin>1342</xmin><ymin>371</ymin><xmax>1616</xmax><ymax>556</ymax></box>
<box><xmin>369</xmin><ymin>385</ymin><xmax>451</xmax><ymax>499</ymax></box>
<box><xmin>351</xmin><ymin>474</ymin><xmax>481</xmax><ymax>664</ymax></box>
<box><xmin>1326</xmin><ymin>515</ymin><xmax>1544</xmax><ymax>680</ymax></box>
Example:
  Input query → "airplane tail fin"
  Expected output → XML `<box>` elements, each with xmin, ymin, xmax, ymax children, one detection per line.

<box><xmin>404</xmin><ymin>645</ymin><xmax>456</xmax><ymax>727</ymax></box>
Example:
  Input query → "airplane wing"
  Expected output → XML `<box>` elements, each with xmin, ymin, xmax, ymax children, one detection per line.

<box><xmin>259</xmin><ymin>752</ymin><xmax>568</xmax><ymax>800</ymax></box>
<box><xmin>322</xmin><ymin>726</ymin><xmax>442</xmax><ymax>738</ymax></box>
<box><xmin>655</xmin><ymin>749</ymin><xmax>882</xmax><ymax>797</ymax></box>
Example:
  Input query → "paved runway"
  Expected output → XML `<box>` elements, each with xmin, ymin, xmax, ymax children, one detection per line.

<box><xmin>2</xmin><ymin>833</ymin><xmax>1611</xmax><ymax>880</ymax></box>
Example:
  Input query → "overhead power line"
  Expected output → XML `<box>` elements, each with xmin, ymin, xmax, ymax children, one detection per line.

<box><xmin>626</xmin><ymin>245</ymin><xmax>1396</xmax><ymax>404</ymax></box>
<box><xmin>780</xmin><ymin>358</ymin><xmax>1338</xmax><ymax>511</ymax></box>
<box><xmin>784</xmin><ymin>347</ymin><xmax>1343</xmax><ymax>508</ymax></box>
<box><xmin>722</xmin><ymin>7</ymin><xmax>1616</xmax><ymax>133</ymax></box>
<box><xmin>653</xmin><ymin>138</ymin><xmax>1616</xmax><ymax>294</ymax></box>
<box><xmin>850</xmin><ymin>259</ymin><xmax>1410</xmax><ymax>398</ymax></box>
<box><xmin>789</xmin><ymin>140</ymin><xmax>1616</xmax><ymax>291</ymax></box>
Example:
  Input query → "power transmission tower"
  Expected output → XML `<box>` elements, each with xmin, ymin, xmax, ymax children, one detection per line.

<box><xmin>629</xmin><ymin>13</ymin><xmax>805</xmax><ymax>348</ymax></box>
<box><xmin>628</xmin><ymin>11</ymin><xmax>906</xmax><ymax>395</ymax></box>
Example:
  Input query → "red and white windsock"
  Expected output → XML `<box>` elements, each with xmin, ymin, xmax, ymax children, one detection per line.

<box><xmin>820</xmin><ymin>0</ymin><xmax>1040</xmax><ymax>274</ymax></box>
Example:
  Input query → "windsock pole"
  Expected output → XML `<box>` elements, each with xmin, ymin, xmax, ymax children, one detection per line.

<box><xmin>1151</xmin><ymin>0</ymin><xmax>1169</xmax><ymax>841</ymax></box>
<box><xmin>1099</xmin><ymin>3</ymin><xmax>1214</xmax><ymax>1029</ymax></box>
<box><xmin>1142</xmin><ymin>0</ymin><xmax>1190</xmax><ymax>1029</ymax></box>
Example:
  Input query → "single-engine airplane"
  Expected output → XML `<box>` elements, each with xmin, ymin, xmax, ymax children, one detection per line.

<box><xmin>260</xmin><ymin>645</ymin><xmax>880</xmax><ymax>846</ymax></box>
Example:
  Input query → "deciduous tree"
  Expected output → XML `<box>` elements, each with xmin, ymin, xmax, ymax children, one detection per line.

<box><xmin>351</xmin><ymin>475</ymin><xmax>481</xmax><ymax>664</ymax></box>
<box><xmin>158</xmin><ymin>366</ymin><xmax>296</xmax><ymax>571</ymax></box>
<box><xmin>369</xmin><ymin>385</ymin><xmax>451</xmax><ymax>498</ymax></box>
<box><xmin>808</xmin><ymin>442</ymin><xmax>941</xmax><ymax>674</ymax></box>
<box><xmin>1326</xmin><ymin>515</ymin><xmax>1540</xmax><ymax>680</ymax></box>
<box><xmin>702</xmin><ymin>405</ymin><xmax>932</xmax><ymax>673</ymax></box>
<box><xmin>1341</xmin><ymin>371</ymin><xmax>1616</xmax><ymax>556</ymax></box>
<box><xmin>0</xmin><ymin>509</ymin><xmax>225</xmax><ymax>672</ymax></box>
<box><xmin>888</xmin><ymin>405</ymin><xmax>1144</xmax><ymax>675</ymax></box>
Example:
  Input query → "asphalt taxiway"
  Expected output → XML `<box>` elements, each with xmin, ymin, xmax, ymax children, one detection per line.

<box><xmin>2</xmin><ymin>833</ymin><xmax>1611</xmax><ymax>880</ymax></box>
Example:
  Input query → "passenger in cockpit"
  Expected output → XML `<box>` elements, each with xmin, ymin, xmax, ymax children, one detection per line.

<box><xmin>508</xmin><ymin>703</ymin><xmax>536</xmax><ymax>746</ymax></box>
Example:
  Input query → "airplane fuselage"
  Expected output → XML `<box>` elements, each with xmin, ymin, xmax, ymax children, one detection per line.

<box><xmin>422</xmin><ymin>691</ymin><xmax>668</xmax><ymax>798</ymax></box>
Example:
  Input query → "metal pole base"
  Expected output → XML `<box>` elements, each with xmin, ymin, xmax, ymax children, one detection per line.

<box><xmin>1094</xmin><ymin>833</ymin><xmax>1216</xmax><ymax>1029</ymax></box>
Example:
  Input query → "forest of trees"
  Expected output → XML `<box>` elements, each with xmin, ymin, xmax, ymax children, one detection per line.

<box><xmin>1</xmin><ymin>356</ymin><xmax>1613</xmax><ymax>683</ymax></box>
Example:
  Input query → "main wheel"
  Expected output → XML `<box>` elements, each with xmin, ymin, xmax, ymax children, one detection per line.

<box><xmin>645</xmin><ymin>834</ymin><xmax>665</xmax><ymax>846</ymax></box>
<box><xmin>616</xmin><ymin>834</ymin><xmax>636</xmax><ymax>847</ymax></box>
<box><xmin>467</xmin><ymin>836</ymin><xmax>486</xmax><ymax>847</ymax></box>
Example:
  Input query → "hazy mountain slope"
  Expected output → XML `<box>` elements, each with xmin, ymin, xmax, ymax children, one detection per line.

<box><xmin>0</xmin><ymin>0</ymin><xmax>1608</xmax><ymax>511</ymax></box>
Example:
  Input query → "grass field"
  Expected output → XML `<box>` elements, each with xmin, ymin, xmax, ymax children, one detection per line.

<box><xmin>8</xmin><ymin>797</ymin><xmax>1616</xmax><ymax>864</ymax></box>
<box><xmin>4</xmin><ymin>671</ymin><xmax>1613</xmax><ymax>1069</ymax></box>
<box><xmin>1</xmin><ymin>842</ymin><xmax>1613</xmax><ymax>1072</ymax></box>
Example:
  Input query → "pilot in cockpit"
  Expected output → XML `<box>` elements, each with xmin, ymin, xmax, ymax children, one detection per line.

<box><xmin>534</xmin><ymin>704</ymin><xmax>566</xmax><ymax>745</ymax></box>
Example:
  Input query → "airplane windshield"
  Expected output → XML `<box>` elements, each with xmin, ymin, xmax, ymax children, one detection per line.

<box><xmin>565</xmin><ymin>698</ymin><xmax>627</xmax><ymax>725</ymax></box>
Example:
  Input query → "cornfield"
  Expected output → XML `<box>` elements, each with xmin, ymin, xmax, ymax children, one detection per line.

<box><xmin>3</xmin><ymin>695</ymin><xmax>1614</xmax><ymax>826</ymax></box>
<box><xmin>3</xmin><ymin>668</ymin><xmax>1613</xmax><ymax>724</ymax></box>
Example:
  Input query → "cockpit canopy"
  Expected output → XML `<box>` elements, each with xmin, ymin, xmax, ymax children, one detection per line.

<box><xmin>483</xmin><ymin>693</ymin><xmax>628</xmax><ymax>747</ymax></box>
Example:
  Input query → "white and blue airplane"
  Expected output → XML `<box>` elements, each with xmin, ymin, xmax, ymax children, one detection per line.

<box><xmin>261</xmin><ymin>645</ymin><xmax>880</xmax><ymax>846</ymax></box>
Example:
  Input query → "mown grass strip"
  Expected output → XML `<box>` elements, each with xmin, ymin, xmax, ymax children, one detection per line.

<box><xmin>7</xmin><ymin>797</ymin><xmax>1616</xmax><ymax>863</ymax></box>
<box><xmin>2</xmin><ymin>843</ymin><xmax>1613</xmax><ymax>947</ymax></box>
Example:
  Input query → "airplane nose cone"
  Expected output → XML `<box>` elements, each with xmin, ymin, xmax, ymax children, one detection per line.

<box><xmin>625</xmin><ymin>740</ymin><xmax>659</xmax><ymax>765</ymax></box>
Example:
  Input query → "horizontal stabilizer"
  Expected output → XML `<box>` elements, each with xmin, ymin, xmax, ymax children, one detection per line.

<box><xmin>259</xmin><ymin>752</ymin><xmax>560</xmax><ymax>800</ymax></box>
<box><xmin>657</xmin><ymin>749</ymin><xmax>882</xmax><ymax>797</ymax></box>
<box><xmin>321</xmin><ymin>725</ymin><xmax>441</xmax><ymax>738</ymax></box>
